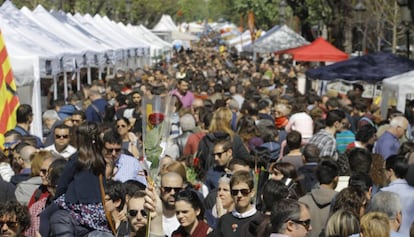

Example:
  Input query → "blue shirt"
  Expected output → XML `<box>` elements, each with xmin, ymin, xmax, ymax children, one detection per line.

<box><xmin>381</xmin><ymin>179</ymin><xmax>414</xmax><ymax>236</ymax></box>
<box><xmin>113</xmin><ymin>154</ymin><xmax>147</xmax><ymax>186</ymax></box>
<box><xmin>375</xmin><ymin>131</ymin><xmax>400</xmax><ymax>160</ymax></box>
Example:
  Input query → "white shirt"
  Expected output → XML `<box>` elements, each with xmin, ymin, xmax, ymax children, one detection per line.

<box><xmin>45</xmin><ymin>144</ymin><xmax>77</xmax><ymax>159</ymax></box>
<box><xmin>163</xmin><ymin>214</ymin><xmax>180</xmax><ymax>237</ymax></box>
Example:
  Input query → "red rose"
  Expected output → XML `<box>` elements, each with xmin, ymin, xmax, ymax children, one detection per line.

<box><xmin>193</xmin><ymin>157</ymin><xmax>200</xmax><ymax>167</ymax></box>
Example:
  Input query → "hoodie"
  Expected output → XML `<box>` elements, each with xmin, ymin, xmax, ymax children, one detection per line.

<box><xmin>299</xmin><ymin>186</ymin><xmax>337</xmax><ymax>237</ymax></box>
<box><xmin>15</xmin><ymin>176</ymin><xmax>42</xmax><ymax>206</ymax></box>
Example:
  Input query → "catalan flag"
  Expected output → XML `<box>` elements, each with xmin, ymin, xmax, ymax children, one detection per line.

<box><xmin>0</xmin><ymin>30</ymin><xmax>19</xmax><ymax>148</ymax></box>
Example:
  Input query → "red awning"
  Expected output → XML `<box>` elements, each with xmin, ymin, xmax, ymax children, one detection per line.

<box><xmin>282</xmin><ymin>37</ymin><xmax>349</xmax><ymax>62</ymax></box>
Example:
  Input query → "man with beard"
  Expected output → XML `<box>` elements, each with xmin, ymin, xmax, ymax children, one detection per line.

<box><xmin>0</xmin><ymin>200</ymin><xmax>30</xmax><ymax>237</ymax></box>
<box><xmin>146</xmin><ymin>172</ymin><xmax>184</xmax><ymax>237</ymax></box>
<box><xmin>171</xmin><ymin>79</ymin><xmax>194</xmax><ymax>108</ymax></box>
<box><xmin>127</xmin><ymin>190</ymin><xmax>164</xmax><ymax>237</ymax></box>
<box><xmin>124</xmin><ymin>90</ymin><xmax>143</xmax><ymax>135</ymax></box>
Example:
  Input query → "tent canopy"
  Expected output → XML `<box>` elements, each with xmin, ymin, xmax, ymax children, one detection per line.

<box><xmin>381</xmin><ymin>69</ymin><xmax>414</xmax><ymax>118</ymax></box>
<box><xmin>282</xmin><ymin>37</ymin><xmax>348</xmax><ymax>62</ymax></box>
<box><xmin>306</xmin><ymin>52</ymin><xmax>414</xmax><ymax>83</ymax></box>
<box><xmin>242</xmin><ymin>24</ymin><xmax>309</xmax><ymax>53</ymax></box>
<box><xmin>153</xmin><ymin>15</ymin><xmax>179</xmax><ymax>32</ymax></box>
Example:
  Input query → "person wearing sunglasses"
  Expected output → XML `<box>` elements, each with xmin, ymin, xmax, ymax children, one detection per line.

<box><xmin>102</xmin><ymin>130</ymin><xmax>147</xmax><ymax>186</ymax></box>
<box><xmin>0</xmin><ymin>200</ymin><xmax>30</xmax><ymax>237</ymax></box>
<box><xmin>116</xmin><ymin>117</ymin><xmax>140</xmax><ymax>158</ymax></box>
<box><xmin>27</xmin><ymin>158</ymin><xmax>67</xmax><ymax>237</ymax></box>
<box><xmin>127</xmin><ymin>190</ymin><xmax>165</xmax><ymax>237</ymax></box>
<box><xmin>144</xmin><ymin>171</ymin><xmax>185</xmax><ymax>237</ymax></box>
<box><xmin>44</xmin><ymin>124</ymin><xmax>76</xmax><ymax>160</ymax></box>
<box><xmin>269</xmin><ymin>199</ymin><xmax>312</xmax><ymax>237</ymax></box>
<box><xmin>210</xmin><ymin>170</ymin><xmax>264</xmax><ymax>237</ymax></box>
<box><xmin>205</xmin><ymin>138</ymin><xmax>233</xmax><ymax>191</ymax></box>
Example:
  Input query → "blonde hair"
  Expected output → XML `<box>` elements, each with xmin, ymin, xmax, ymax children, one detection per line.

<box><xmin>325</xmin><ymin>210</ymin><xmax>359</xmax><ymax>237</ymax></box>
<box><xmin>360</xmin><ymin>212</ymin><xmax>390</xmax><ymax>237</ymax></box>
<box><xmin>209</xmin><ymin>107</ymin><xmax>234</xmax><ymax>137</ymax></box>
<box><xmin>160</xmin><ymin>160</ymin><xmax>187</xmax><ymax>182</ymax></box>
<box><xmin>30</xmin><ymin>150</ymin><xmax>53</xmax><ymax>176</ymax></box>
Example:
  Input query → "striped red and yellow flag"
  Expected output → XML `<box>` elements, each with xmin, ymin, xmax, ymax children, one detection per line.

<box><xmin>0</xmin><ymin>30</ymin><xmax>20</xmax><ymax>148</ymax></box>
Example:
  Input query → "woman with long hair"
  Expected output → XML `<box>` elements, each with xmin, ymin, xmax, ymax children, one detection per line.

<box><xmin>49</xmin><ymin>122</ymin><xmax>114</xmax><ymax>236</ymax></box>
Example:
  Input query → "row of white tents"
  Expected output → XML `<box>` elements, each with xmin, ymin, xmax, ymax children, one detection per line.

<box><xmin>1</xmin><ymin>1</ymin><xmax>175</xmax><ymax>138</ymax></box>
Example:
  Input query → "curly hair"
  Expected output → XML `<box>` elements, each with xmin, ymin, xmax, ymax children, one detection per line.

<box><xmin>0</xmin><ymin>201</ymin><xmax>30</xmax><ymax>232</ymax></box>
<box><xmin>331</xmin><ymin>186</ymin><xmax>367</xmax><ymax>219</ymax></box>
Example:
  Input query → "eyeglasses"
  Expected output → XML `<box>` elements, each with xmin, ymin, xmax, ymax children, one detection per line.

<box><xmin>40</xmin><ymin>169</ymin><xmax>48</xmax><ymax>175</ymax></box>
<box><xmin>230</xmin><ymin>189</ymin><xmax>251</xmax><ymax>196</ymax></box>
<box><xmin>162</xmin><ymin>186</ymin><xmax>183</xmax><ymax>193</ymax></box>
<box><xmin>213</xmin><ymin>150</ymin><xmax>227</xmax><ymax>157</ymax></box>
<box><xmin>117</xmin><ymin>124</ymin><xmax>127</xmax><ymax>128</ymax></box>
<box><xmin>104</xmin><ymin>148</ymin><xmax>122</xmax><ymax>154</ymax></box>
<box><xmin>55</xmin><ymin>134</ymin><xmax>69</xmax><ymax>139</ymax></box>
<box><xmin>128</xmin><ymin>209</ymin><xmax>147</xmax><ymax>218</ymax></box>
<box><xmin>0</xmin><ymin>221</ymin><xmax>18</xmax><ymax>229</ymax></box>
<box><xmin>3</xmin><ymin>140</ymin><xmax>20</xmax><ymax>149</ymax></box>
<box><xmin>221</xmin><ymin>173</ymin><xmax>232</xmax><ymax>178</ymax></box>
<box><xmin>291</xmin><ymin>219</ymin><xmax>311</xmax><ymax>230</ymax></box>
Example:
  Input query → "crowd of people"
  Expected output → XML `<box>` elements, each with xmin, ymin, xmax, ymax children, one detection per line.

<box><xmin>1</xmin><ymin>31</ymin><xmax>414</xmax><ymax>237</ymax></box>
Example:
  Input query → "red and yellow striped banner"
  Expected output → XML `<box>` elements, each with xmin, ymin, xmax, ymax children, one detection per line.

<box><xmin>0</xmin><ymin>30</ymin><xmax>20</xmax><ymax>148</ymax></box>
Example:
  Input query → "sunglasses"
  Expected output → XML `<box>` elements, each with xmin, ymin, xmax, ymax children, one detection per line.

<box><xmin>71</xmin><ymin>119</ymin><xmax>81</xmax><ymax>123</ymax></box>
<box><xmin>213</xmin><ymin>150</ymin><xmax>227</xmax><ymax>157</ymax></box>
<box><xmin>40</xmin><ymin>169</ymin><xmax>48</xmax><ymax>175</ymax></box>
<box><xmin>55</xmin><ymin>134</ymin><xmax>69</xmax><ymax>139</ymax></box>
<box><xmin>221</xmin><ymin>173</ymin><xmax>232</xmax><ymax>178</ymax></box>
<box><xmin>230</xmin><ymin>189</ymin><xmax>251</xmax><ymax>196</ymax></box>
<box><xmin>128</xmin><ymin>209</ymin><xmax>147</xmax><ymax>218</ymax></box>
<box><xmin>104</xmin><ymin>148</ymin><xmax>122</xmax><ymax>154</ymax></box>
<box><xmin>291</xmin><ymin>219</ymin><xmax>311</xmax><ymax>230</ymax></box>
<box><xmin>117</xmin><ymin>124</ymin><xmax>127</xmax><ymax>128</ymax></box>
<box><xmin>162</xmin><ymin>186</ymin><xmax>183</xmax><ymax>193</ymax></box>
<box><xmin>3</xmin><ymin>140</ymin><xmax>20</xmax><ymax>149</ymax></box>
<box><xmin>0</xmin><ymin>221</ymin><xmax>18</xmax><ymax>229</ymax></box>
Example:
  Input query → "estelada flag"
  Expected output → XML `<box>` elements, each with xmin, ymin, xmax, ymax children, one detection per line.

<box><xmin>0</xmin><ymin>30</ymin><xmax>19</xmax><ymax>148</ymax></box>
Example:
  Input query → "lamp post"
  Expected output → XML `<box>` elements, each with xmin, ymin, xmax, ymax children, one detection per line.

<box><xmin>398</xmin><ymin>0</ymin><xmax>412</xmax><ymax>58</ymax></box>
<box><xmin>125</xmin><ymin>0</ymin><xmax>132</xmax><ymax>23</ymax></box>
<box><xmin>279</xmin><ymin>0</ymin><xmax>287</xmax><ymax>25</ymax></box>
<box><xmin>354</xmin><ymin>0</ymin><xmax>367</xmax><ymax>56</ymax></box>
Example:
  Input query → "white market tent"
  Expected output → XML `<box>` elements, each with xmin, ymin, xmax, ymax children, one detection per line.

<box><xmin>0</xmin><ymin>1</ymin><xmax>87</xmax><ymax>137</ymax></box>
<box><xmin>125</xmin><ymin>24</ymin><xmax>172</xmax><ymax>58</ymax></box>
<box><xmin>381</xmin><ymin>70</ymin><xmax>414</xmax><ymax>118</ymax></box>
<box><xmin>226</xmin><ymin>30</ymin><xmax>266</xmax><ymax>52</ymax></box>
<box><xmin>243</xmin><ymin>24</ymin><xmax>309</xmax><ymax>53</ymax></box>
<box><xmin>152</xmin><ymin>14</ymin><xmax>198</xmax><ymax>46</ymax></box>
<box><xmin>0</xmin><ymin>0</ymin><xmax>172</xmax><ymax>138</ymax></box>
<box><xmin>153</xmin><ymin>15</ymin><xmax>179</xmax><ymax>32</ymax></box>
